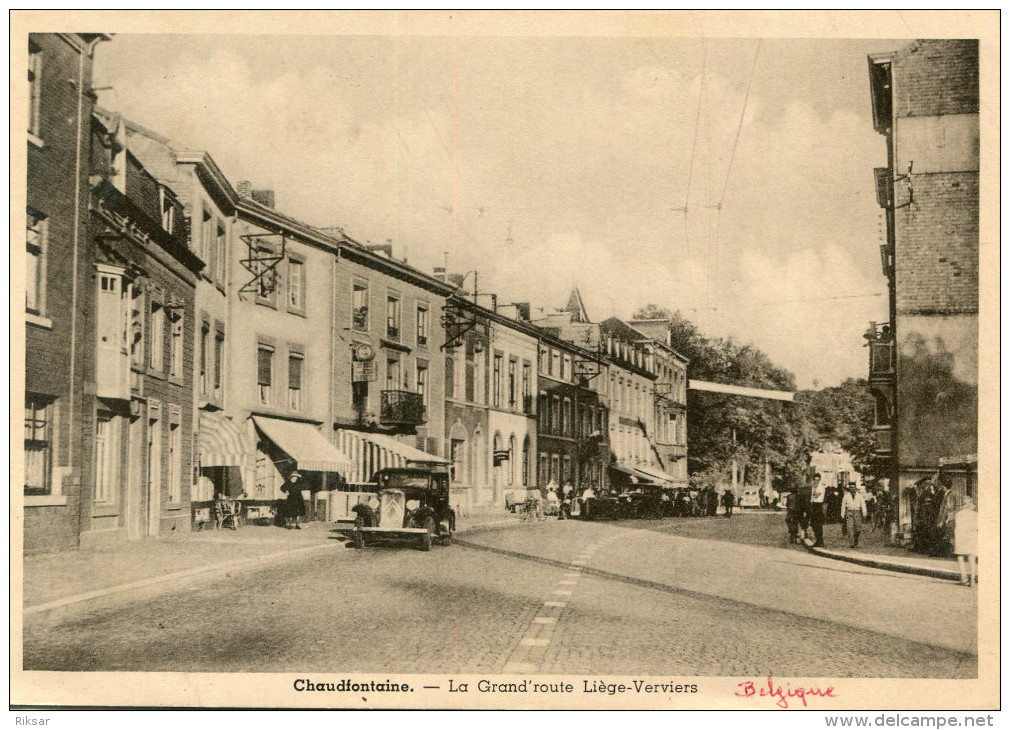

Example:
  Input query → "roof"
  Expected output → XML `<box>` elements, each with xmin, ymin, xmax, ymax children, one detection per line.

<box><xmin>563</xmin><ymin>288</ymin><xmax>590</xmax><ymax>323</ymax></box>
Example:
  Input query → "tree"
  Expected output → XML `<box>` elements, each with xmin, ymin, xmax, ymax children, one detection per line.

<box><xmin>796</xmin><ymin>378</ymin><xmax>878</xmax><ymax>479</ymax></box>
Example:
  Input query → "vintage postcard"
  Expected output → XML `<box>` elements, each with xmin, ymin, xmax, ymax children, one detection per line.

<box><xmin>10</xmin><ymin>10</ymin><xmax>999</xmax><ymax>713</ymax></box>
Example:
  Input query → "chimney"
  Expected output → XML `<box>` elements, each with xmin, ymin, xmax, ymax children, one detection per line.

<box><xmin>236</xmin><ymin>180</ymin><xmax>252</xmax><ymax>198</ymax></box>
<box><xmin>433</xmin><ymin>266</ymin><xmax>447</xmax><ymax>283</ymax></box>
<box><xmin>447</xmin><ymin>273</ymin><xmax>466</xmax><ymax>289</ymax></box>
<box><xmin>251</xmin><ymin>189</ymin><xmax>275</xmax><ymax>208</ymax></box>
<box><xmin>514</xmin><ymin>302</ymin><xmax>531</xmax><ymax>322</ymax></box>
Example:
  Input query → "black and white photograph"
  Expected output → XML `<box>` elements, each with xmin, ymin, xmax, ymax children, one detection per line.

<box><xmin>12</xmin><ymin>10</ymin><xmax>998</xmax><ymax>713</ymax></box>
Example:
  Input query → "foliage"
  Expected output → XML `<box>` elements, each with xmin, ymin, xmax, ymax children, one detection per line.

<box><xmin>631</xmin><ymin>304</ymin><xmax>876</xmax><ymax>489</ymax></box>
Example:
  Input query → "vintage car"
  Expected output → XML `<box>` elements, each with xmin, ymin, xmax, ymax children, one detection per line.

<box><xmin>333</xmin><ymin>466</ymin><xmax>455</xmax><ymax>551</ymax></box>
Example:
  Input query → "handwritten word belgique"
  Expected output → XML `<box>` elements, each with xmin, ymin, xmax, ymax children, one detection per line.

<box><xmin>735</xmin><ymin>676</ymin><xmax>837</xmax><ymax>709</ymax></box>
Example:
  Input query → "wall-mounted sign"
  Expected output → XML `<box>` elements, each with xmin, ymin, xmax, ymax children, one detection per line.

<box><xmin>352</xmin><ymin>361</ymin><xmax>376</xmax><ymax>382</ymax></box>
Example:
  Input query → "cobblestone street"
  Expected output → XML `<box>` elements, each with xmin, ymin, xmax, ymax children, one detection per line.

<box><xmin>23</xmin><ymin>516</ymin><xmax>976</xmax><ymax>677</ymax></box>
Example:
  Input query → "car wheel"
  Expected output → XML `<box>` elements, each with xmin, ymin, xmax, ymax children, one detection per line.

<box><xmin>419</xmin><ymin>517</ymin><xmax>434</xmax><ymax>551</ymax></box>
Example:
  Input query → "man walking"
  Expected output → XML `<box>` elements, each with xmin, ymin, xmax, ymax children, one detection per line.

<box><xmin>840</xmin><ymin>481</ymin><xmax>868</xmax><ymax>548</ymax></box>
<box><xmin>721</xmin><ymin>488</ymin><xmax>735</xmax><ymax>518</ymax></box>
<box><xmin>809</xmin><ymin>473</ymin><xmax>826</xmax><ymax>547</ymax></box>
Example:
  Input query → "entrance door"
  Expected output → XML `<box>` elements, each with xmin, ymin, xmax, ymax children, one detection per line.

<box><xmin>147</xmin><ymin>417</ymin><xmax>161</xmax><ymax>537</ymax></box>
<box><xmin>125</xmin><ymin>414</ymin><xmax>144</xmax><ymax>539</ymax></box>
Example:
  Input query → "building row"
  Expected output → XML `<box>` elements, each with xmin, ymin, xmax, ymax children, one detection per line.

<box><xmin>23</xmin><ymin>33</ymin><xmax>689</xmax><ymax>554</ymax></box>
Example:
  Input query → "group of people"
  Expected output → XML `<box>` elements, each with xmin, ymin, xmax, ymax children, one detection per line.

<box><xmin>542</xmin><ymin>481</ymin><xmax>739</xmax><ymax>521</ymax></box>
<box><xmin>786</xmin><ymin>473</ymin><xmax>869</xmax><ymax>548</ymax></box>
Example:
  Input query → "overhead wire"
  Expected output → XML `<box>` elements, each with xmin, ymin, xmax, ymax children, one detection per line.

<box><xmin>681</xmin><ymin>40</ymin><xmax>707</xmax><ymax>257</ymax></box>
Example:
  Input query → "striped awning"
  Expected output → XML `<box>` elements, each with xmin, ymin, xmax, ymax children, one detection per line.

<box><xmin>335</xmin><ymin>429</ymin><xmax>449</xmax><ymax>484</ymax></box>
<box><xmin>253</xmin><ymin>416</ymin><xmax>353</xmax><ymax>474</ymax></box>
<box><xmin>198</xmin><ymin>409</ymin><xmax>255</xmax><ymax>467</ymax></box>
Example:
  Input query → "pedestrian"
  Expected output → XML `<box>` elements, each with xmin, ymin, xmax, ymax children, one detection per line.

<box><xmin>707</xmin><ymin>486</ymin><xmax>719</xmax><ymax>517</ymax></box>
<box><xmin>281</xmin><ymin>470</ymin><xmax>306</xmax><ymax>530</ymax></box>
<box><xmin>840</xmin><ymin>481</ymin><xmax>867</xmax><ymax>548</ymax></box>
<box><xmin>721</xmin><ymin>488</ymin><xmax>734</xmax><ymax>518</ymax></box>
<box><xmin>809</xmin><ymin>473</ymin><xmax>826</xmax><ymax>547</ymax></box>
<box><xmin>784</xmin><ymin>492</ymin><xmax>801</xmax><ymax>543</ymax></box>
<box><xmin>953</xmin><ymin>496</ymin><xmax>978</xmax><ymax>587</ymax></box>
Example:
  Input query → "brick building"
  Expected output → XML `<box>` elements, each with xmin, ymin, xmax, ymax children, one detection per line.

<box><xmin>24</xmin><ymin>33</ymin><xmax>109</xmax><ymax>553</ymax></box>
<box><xmin>867</xmin><ymin>39</ymin><xmax>979</xmax><ymax>539</ymax></box>
<box><xmin>86</xmin><ymin>112</ymin><xmax>202</xmax><ymax>543</ymax></box>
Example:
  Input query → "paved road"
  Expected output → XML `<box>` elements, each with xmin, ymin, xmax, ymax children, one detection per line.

<box><xmin>23</xmin><ymin>517</ymin><xmax>976</xmax><ymax>677</ymax></box>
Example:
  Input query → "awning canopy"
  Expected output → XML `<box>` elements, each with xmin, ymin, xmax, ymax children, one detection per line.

<box><xmin>609</xmin><ymin>464</ymin><xmax>641</xmax><ymax>484</ymax></box>
<box><xmin>198</xmin><ymin>409</ymin><xmax>255</xmax><ymax>467</ymax></box>
<box><xmin>253</xmin><ymin>416</ymin><xmax>353</xmax><ymax>474</ymax></box>
<box><xmin>335</xmin><ymin>429</ymin><xmax>449</xmax><ymax>484</ymax></box>
<box><xmin>632</xmin><ymin>464</ymin><xmax>679</xmax><ymax>485</ymax></box>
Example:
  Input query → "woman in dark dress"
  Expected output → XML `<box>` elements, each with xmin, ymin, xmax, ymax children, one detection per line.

<box><xmin>281</xmin><ymin>471</ymin><xmax>306</xmax><ymax>529</ymax></box>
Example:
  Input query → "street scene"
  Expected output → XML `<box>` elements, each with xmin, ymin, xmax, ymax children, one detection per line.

<box><xmin>18</xmin><ymin>16</ymin><xmax>986</xmax><ymax>707</ymax></box>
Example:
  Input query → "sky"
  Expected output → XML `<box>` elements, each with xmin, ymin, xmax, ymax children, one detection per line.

<box><xmin>93</xmin><ymin>33</ymin><xmax>908</xmax><ymax>390</ymax></box>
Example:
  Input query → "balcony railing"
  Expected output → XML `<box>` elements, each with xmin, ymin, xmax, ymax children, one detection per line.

<box><xmin>869</xmin><ymin>339</ymin><xmax>896</xmax><ymax>378</ymax></box>
<box><xmin>873</xmin><ymin>426</ymin><xmax>892</xmax><ymax>454</ymax></box>
<box><xmin>380</xmin><ymin>389</ymin><xmax>425</xmax><ymax>426</ymax></box>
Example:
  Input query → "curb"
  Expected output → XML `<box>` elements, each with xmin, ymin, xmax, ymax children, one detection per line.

<box><xmin>25</xmin><ymin>516</ymin><xmax>529</xmax><ymax>620</ymax></box>
<box><xmin>24</xmin><ymin>541</ymin><xmax>339</xmax><ymax>621</ymax></box>
<box><xmin>803</xmin><ymin>543</ymin><xmax>962</xmax><ymax>581</ymax></box>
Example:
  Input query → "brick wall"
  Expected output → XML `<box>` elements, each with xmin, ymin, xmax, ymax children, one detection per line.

<box><xmin>893</xmin><ymin>39</ymin><xmax>979</xmax><ymax>118</ymax></box>
<box><xmin>894</xmin><ymin>172</ymin><xmax>979</xmax><ymax>314</ymax></box>
<box><xmin>24</xmin><ymin>34</ymin><xmax>100</xmax><ymax>552</ymax></box>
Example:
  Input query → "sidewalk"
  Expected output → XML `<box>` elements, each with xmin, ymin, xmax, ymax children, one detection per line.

<box><xmin>804</xmin><ymin>521</ymin><xmax>963</xmax><ymax>581</ymax></box>
<box><xmin>22</xmin><ymin>507</ymin><xmax>524</xmax><ymax>618</ymax></box>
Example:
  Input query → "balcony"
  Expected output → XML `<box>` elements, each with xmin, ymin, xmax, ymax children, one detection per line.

<box><xmin>380</xmin><ymin>389</ymin><xmax>425</xmax><ymax>426</ymax></box>
<box><xmin>872</xmin><ymin>426</ymin><xmax>893</xmax><ymax>455</ymax></box>
<box><xmin>869</xmin><ymin>339</ymin><xmax>896</xmax><ymax>379</ymax></box>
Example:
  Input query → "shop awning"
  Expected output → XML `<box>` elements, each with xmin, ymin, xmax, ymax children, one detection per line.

<box><xmin>198</xmin><ymin>409</ymin><xmax>255</xmax><ymax>467</ymax></box>
<box><xmin>335</xmin><ymin>429</ymin><xmax>449</xmax><ymax>484</ymax></box>
<box><xmin>253</xmin><ymin>416</ymin><xmax>353</xmax><ymax>474</ymax></box>
<box><xmin>609</xmin><ymin>464</ymin><xmax>641</xmax><ymax>484</ymax></box>
<box><xmin>632</xmin><ymin>464</ymin><xmax>679</xmax><ymax>485</ymax></box>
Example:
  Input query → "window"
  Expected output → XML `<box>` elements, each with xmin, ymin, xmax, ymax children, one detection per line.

<box><xmin>551</xmin><ymin>454</ymin><xmax>560</xmax><ymax>484</ymax></box>
<box><xmin>201</xmin><ymin>208</ymin><xmax>214</xmax><ymax>278</ymax></box>
<box><xmin>216</xmin><ymin>221</ymin><xmax>227</xmax><ymax>285</ymax></box>
<box><xmin>288</xmin><ymin>352</ymin><xmax>303</xmax><ymax>411</ymax></box>
<box><xmin>416</xmin><ymin>361</ymin><xmax>428</xmax><ymax>412</ymax></box>
<box><xmin>95</xmin><ymin>413</ymin><xmax>119</xmax><ymax>504</ymax></box>
<box><xmin>159</xmin><ymin>189</ymin><xmax>175</xmax><ymax>234</ymax></box>
<box><xmin>522</xmin><ymin>436</ymin><xmax>530</xmax><ymax>486</ymax></box>
<box><xmin>129</xmin><ymin>287</ymin><xmax>145</xmax><ymax>371</ymax></box>
<box><xmin>28</xmin><ymin>43</ymin><xmax>41</xmax><ymax>136</ymax></box>
<box><xmin>26</xmin><ymin>209</ymin><xmax>47</xmax><ymax>314</ymax></box>
<box><xmin>150</xmin><ymin>301</ymin><xmax>165</xmax><ymax>371</ymax></box>
<box><xmin>451</xmin><ymin>439</ymin><xmax>465</xmax><ymax>483</ymax></box>
<box><xmin>522</xmin><ymin>362</ymin><xmax>531</xmax><ymax>411</ymax></box>
<box><xmin>169</xmin><ymin>311</ymin><xmax>184</xmax><ymax>379</ymax></box>
<box><xmin>551</xmin><ymin>351</ymin><xmax>560</xmax><ymax>378</ymax></box>
<box><xmin>551</xmin><ymin>395</ymin><xmax>560</xmax><ymax>436</ymax></box>
<box><xmin>386</xmin><ymin>293</ymin><xmax>400</xmax><ymax>339</ymax></box>
<box><xmin>493</xmin><ymin>353</ymin><xmax>503</xmax><ymax>407</ymax></box>
<box><xmin>416</xmin><ymin>304</ymin><xmax>428</xmax><ymax>346</ymax></box>
<box><xmin>287</xmin><ymin>257</ymin><xmax>305</xmax><ymax>312</ymax></box>
<box><xmin>562</xmin><ymin>398</ymin><xmax>571</xmax><ymax>436</ymax></box>
<box><xmin>255</xmin><ymin>246</ymin><xmax>278</xmax><ymax>305</ymax></box>
<box><xmin>562</xmin><ymin>456</ymin><xmax>571</xmax><ymax>483</ymax></box>
<box><xmin>24</xmin><ymin>395</ymin><xmax>52</xmax><ymax>495</ymax></box>
<box><xmin>445</xmin><ymin>354</ymin><xmax>455</xmax><ymax>399</ymax></box>
<box><xmin>562</xmin><ymin>355</ymin><xmax>570</xmax><ymax>381</ymax></box>
<box><xmin>508</xmin><ymin>357</ymin><xmax>517</xmax><ymax>406</ymax></box>
<box><xmin>538</xmin><ymin>346</ymin><xmax>548</xmax><ymax>374</ymax></box>
<box><xmin>257</xmin><ymin>345</ymin><xmax>274</xmax><ymax>405</ymax></box>
<box><xmin>199</xmin><ymin>321</ymin><xmax>210</xmax><ymax>395</ymax></box>
<box><xmin>539</xmin><ymin>453</ymin><xmax>549</xmax><ymax>486</ymax></box>
<box><xmin>508</xmin><ymin>435</ymin><xmax>516</xmax><ymax>485</ymax></box>
<box><xmin>167</xmin><ymin>422</ymin><xmax>181</xmax><ymax>503</ymax></box>
<box><xmin>385</xmin><ymin>356</ymin><xmax>401</xmax><ymax>391</ymax></box>
<box><xmin>214</xmin><ymin>328</ymin><xmax>225</xmax><ymax>396</ymax></box>
<box><xmin>352</xmin><ymin>280</ymin><xmax>369</xmax><ymax>332</ymax></box>
<box><xmin>538</xmin><ymin>393</ymin><xmax>548</xmax><ymax>433</ymax></box>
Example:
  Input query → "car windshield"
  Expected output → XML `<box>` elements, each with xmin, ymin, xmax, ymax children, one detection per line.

<box><xmin>377</xmin><ymin>474</ymin><xmax>429</xmax><ymax>489</ymax></box>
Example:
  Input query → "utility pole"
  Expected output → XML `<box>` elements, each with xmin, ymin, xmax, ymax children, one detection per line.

<box><xmin>731</xmin><ymin>427</ymin><xmax>738</xmax><ymax>495</ymax></box>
